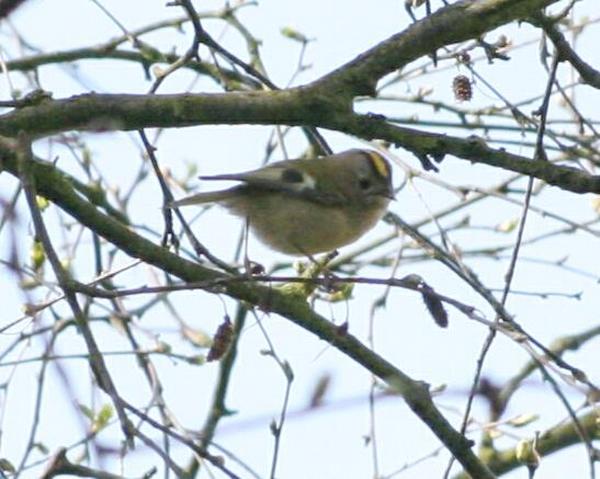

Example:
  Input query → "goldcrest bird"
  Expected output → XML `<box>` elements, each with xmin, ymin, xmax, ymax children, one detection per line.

<box><xmin>169</xmin><ymin>149</ymin><xmax>394</xmax><ymax>255</ymax></box>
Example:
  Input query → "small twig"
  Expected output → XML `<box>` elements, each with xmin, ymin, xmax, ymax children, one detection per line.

<box><xmin>14</xmin><ymin>329</ymin><xmax>57</xmax><ymax>478</ymax></box>
<box><xmin>531</xmin><ymin>12</ymin><xmax>600</xmax><ymax>90</ymax></box>
<box><xmin>40</xmin><ymin>447</ymin><xmax>156</xmax><ymax>479</ymax></box>
<box><xmin>445</xmin><ymin>48</ymin><xmax>562</xmax><ymax>478</ymax></box>
<box><xmin>122</xmin><ymin>400</ymin><xmax>242</xmax><ymax>479</ymax></box>
<box><xmin>251</xmin><ymin>310</ymin><xmax>294</xmax><ymax>479</ymax></box>
<box><xmin>137</xmin><ymin>129</ymin><xmax>236</xmax><ymax>273</ymax></box>
<box><xmin>17</xmin><ymin>135</ymin><xmax>135</xmax><ymax>447</ymax></box>
<box><xmin>148</xmin><ymin>0</ymin><xmax>203</xmax><ymax>93</ymax></box>
<box><xmin>189</xmin><ymin>305</ymin><xmax>247</xmax><ymax>477</ymax></box>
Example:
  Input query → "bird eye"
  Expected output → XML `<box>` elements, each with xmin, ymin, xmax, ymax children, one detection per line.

<box><xmin>358</xmin><ymin>177</ymin><xmax>371</xmax><ymax>190</ymax></box>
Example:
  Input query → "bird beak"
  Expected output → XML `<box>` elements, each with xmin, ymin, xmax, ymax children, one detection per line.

<box><xmin>370</xmin><ymin>183</ymin><xmax>395</xmax><ymax>200</ymax></box>
<box><xmin>384</xmin><ymin>184</ymin><xmax>396</xmax><ymax>200</ymax></box>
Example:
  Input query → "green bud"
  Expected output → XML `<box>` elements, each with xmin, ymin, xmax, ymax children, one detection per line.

<box><xmin>515</xmin><ymin>439</ymin><xmax>541</xmax><ymax>468</ymax></box>
<box><xmin>93</xmin><ymin>404</ymin><xmax>114</xmax><ymax>432</ymax></box>
<box><xmin>327</xmin><ymin>283</ymin><xmax>354</xmax><ymax>302</ymax></box>
<box><xmin>30</xmin><ymin>239</ymin><xmax>45</xmax><ymax>271</ymax></box>
<box><xmin>508</xmin><ymin>414</ymin><xmax>539</xmax><ymax>427</ymax></box>
<box><xmin>280</xmin><ymin>26</ymin><xmax>310</xmax><ymax>43</ymax></box>
<box><xmin>35</xmin><ymin>195</ymin><xmax>50</xmax><ymax>211</ymax></box>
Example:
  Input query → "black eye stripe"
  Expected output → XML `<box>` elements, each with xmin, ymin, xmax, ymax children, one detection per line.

<box><xmin>281</xmin><ymin>168</ymin><xmax>304</xmax><ymax>183</ymax></box>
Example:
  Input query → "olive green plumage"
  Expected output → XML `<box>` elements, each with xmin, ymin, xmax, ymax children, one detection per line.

<box><xmin>169</xmin><ymin>149</ymin><xmax>394</xmax><ymax>255</ymax></box>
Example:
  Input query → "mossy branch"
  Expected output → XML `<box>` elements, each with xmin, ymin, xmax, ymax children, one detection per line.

<box><xmin>0</xmin><ymin>137</ymin><xmax>495</xmax><ymax>479</ymax></box>
<box><xmin>453</xmin><ymin>410</ymin><xmax>600</xmax><ymax>478</ymax></box>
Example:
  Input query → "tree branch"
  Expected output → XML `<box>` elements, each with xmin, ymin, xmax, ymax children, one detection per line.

<box><xmin>453</xmin><ymin>409</ymin><xmax>600</xmax><ymax>478</ymax></box>
<box><xmin>0</xmin><ymin>136</ymin><xmax>495</xmax><ymax>479</ymax></box>
<box><xmin>313</xmin><ymin>0</ymin><xmax>561</xmax><ymax>96</ymax></box>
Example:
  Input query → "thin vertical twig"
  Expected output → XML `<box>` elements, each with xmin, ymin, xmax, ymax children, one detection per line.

<box><xmin>444</xmin><ymin>49</ymin><xmax>562</xmax><ymax>479</ymax></box>
<box><xmin>17</xmin><ymin>136</ymin><xmax>135</xmax><ymax>447</ymax></box>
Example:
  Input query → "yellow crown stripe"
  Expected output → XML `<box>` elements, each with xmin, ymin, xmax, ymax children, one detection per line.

<box><xmin>365</xmin><ymin>151</ymin><xmax>390</xmax><ymax>179</ymax></box>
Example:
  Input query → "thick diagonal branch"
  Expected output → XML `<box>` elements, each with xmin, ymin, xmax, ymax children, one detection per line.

<box><xmin>0</xmin><ymin>138</ymin><xmax>495</xmax><ymax>479</ymax></box>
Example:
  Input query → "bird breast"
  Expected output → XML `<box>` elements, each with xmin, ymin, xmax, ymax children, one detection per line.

<box><xmin>223</xmin><ymin>191</ymin><xmax>389</xmax><ymax>255</ymax></box>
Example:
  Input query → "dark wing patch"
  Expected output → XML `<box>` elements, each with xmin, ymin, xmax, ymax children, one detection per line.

<box><xmin>281</xmin><ymin>168</ymin><xmax>304</xmax><ymax>183</ymax></box>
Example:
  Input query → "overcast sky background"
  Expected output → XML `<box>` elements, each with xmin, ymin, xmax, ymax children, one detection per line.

<box><xmin>1</xmin><ymin>1</ymin><xmax>599</xmax><ymax>478</ymax></box>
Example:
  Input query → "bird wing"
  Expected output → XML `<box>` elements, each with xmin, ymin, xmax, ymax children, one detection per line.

<box><xmin>199</xmin><ymin>161</ymin><xmax>315</xmax><ymax>192</ymax></box>
<box><xmin>199</xmin><ymin>161</ymin><xmax>347</xmax><ymax>205</ymax></box>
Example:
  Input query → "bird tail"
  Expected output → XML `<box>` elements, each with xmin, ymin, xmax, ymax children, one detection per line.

<box><xmin>167</xmin><ymin>188</ymin><xmax>237</xmax><ymax>208</ymax></box>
